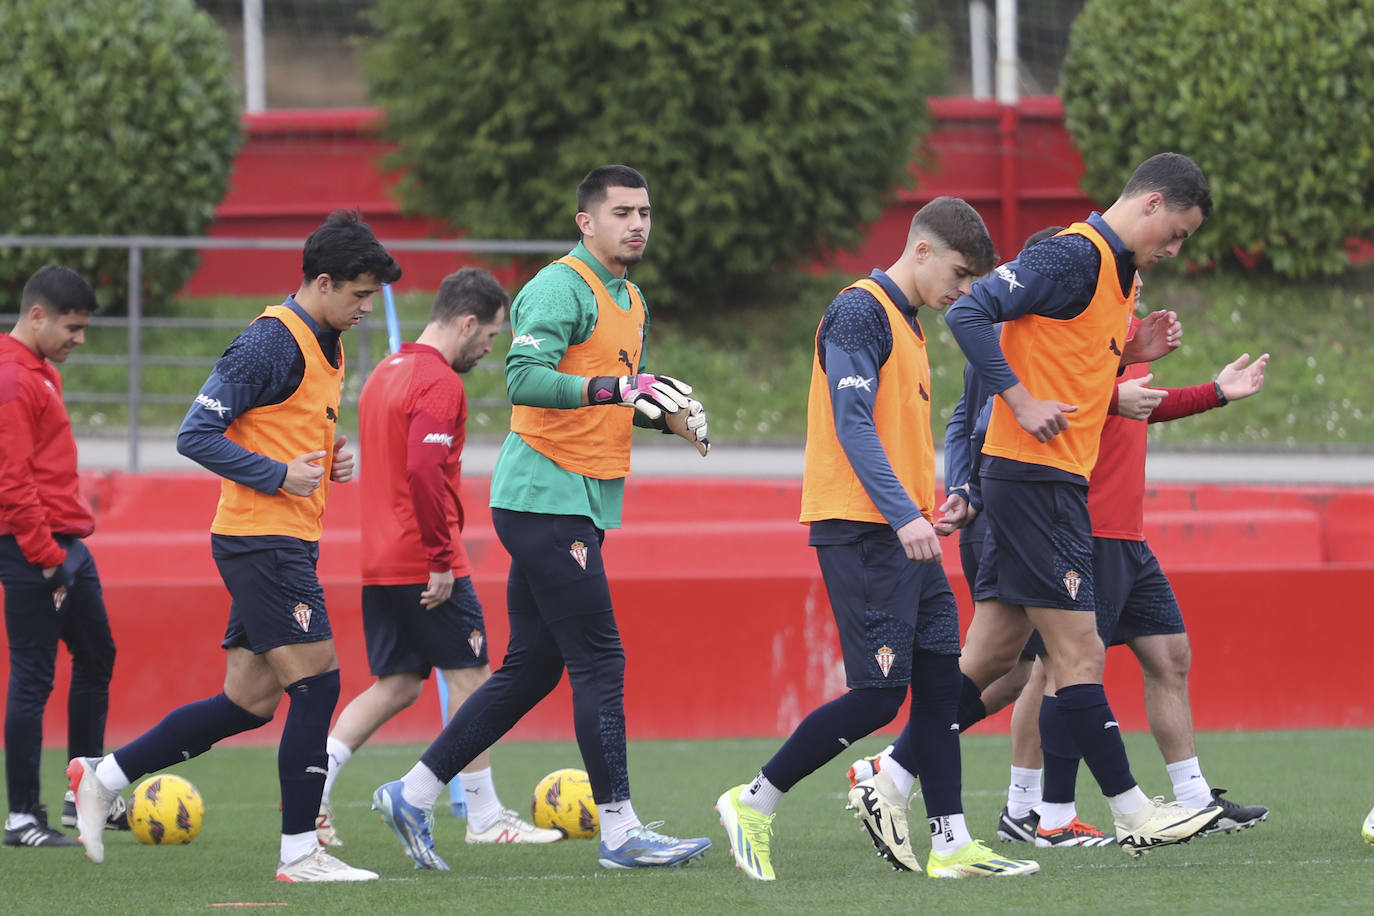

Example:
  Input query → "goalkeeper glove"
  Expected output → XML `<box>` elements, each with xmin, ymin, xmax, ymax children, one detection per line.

<box><xmin>587</xmin><ymin>373</ymin><xmax>693</xmax><ymax>422</ymax></box>
<box><xmin>664</xmin><ymin>398</ymin><xmax>710</xmax><ymax>456</ymax></box>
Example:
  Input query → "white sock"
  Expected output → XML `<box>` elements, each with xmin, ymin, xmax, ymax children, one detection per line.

<box><xmin>1006</xmin><ymin>766</ymin><xmax>1043</xmax><ymax>819</ymax></box>
<box><xmin>741</xmin><ymin>771</ymin><xmax>783</xmax><ymax>815</ymax></box>
<box><xmin>6</xmin><ymin>812</ymin><xmax>38</xmax><ymax>830</ymax></box>
<box><xmin>459</xmin><ymin>767</ymin><xmax>502</xmax><ymax>831</ymax></box>
<box><xmin>879</xmin><ymin>750</ymin><xmax>917</xmax><ymax>798</ymax></box>
<box><xmin>95</xmin><ymin>754</ymin><xmax>130</xmax><ymax>792</ymax></box>
<box><xmin>598</xmin><ymin>798</ymin><xmax>640</xmax><ymax>850</ymax></box>
<box><xmin>1166</xmin><ymin>757</ymin><xmax>1213</xmax><ymax>808</ymax></box>
<box><xmin>928</xmin><ymin>813</ymin><xmax>973</xmax><ymax>855</ymax></box>
<box><xmin>400</xmin><ymin>762</ymin><xmax>445</xmax><ymax>811</ymax></box>
<box><xmin>1038</xmin><ymin>801</ymin><xmax>1078</xmax><ymax>830</ymax></box>
<box><xmin>1107</xmin><ymin>785</ymin><xmax>1151</xmax><ymax>816</ymax></box>
<box><xmin>279</xmin><ymin>830</ymin><xmax>318</xmax><ymax>865</ymax></box>
<box><xmin>322</xmin><ymin>736</ymin><xmax>352</xmax><ymax>803</ymax></box>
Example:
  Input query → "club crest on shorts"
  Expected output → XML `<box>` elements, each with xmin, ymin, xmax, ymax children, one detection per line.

<box><xmin>874</xmin><ymin>644</ymin><xmax>895</xmax><ymax>677</ymax></box>
<box><xmin>1063</xmin><ymin>570</ymin><xmax>1082</xmax><ymax>601</ymax></box>
<box><xmin>293</xmin><ymin>602</ymin><xmax>313</xmax><ymax>632</ymax></box>
<box><xmin>468</xmin><ymin>629</ymin><xmax>484</xmax><ymax>657</ymax></box>
<box><xmin>569</xmin><ymin>539</ymin><xmax>588</xmax><ymax>570</ymax></box>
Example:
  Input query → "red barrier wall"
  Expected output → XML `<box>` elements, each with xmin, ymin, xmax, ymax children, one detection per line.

<box><xmin>184</xmin><ymin>98</ymin><xmax>1100</xmax><ymax>296</ymax></box>
<box><xmin>4</xmin><ymin>475</ymin><xmax>1373</xmax><ymax>750</ymax></box>
<box><xmin>184</xmin><ymin>97</ymin><xmax>1372</xmax><ymax>295</ymax></box>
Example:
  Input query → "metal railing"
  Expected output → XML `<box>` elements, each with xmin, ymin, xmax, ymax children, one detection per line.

<box><xmin>0</xmin><ymin>234</ymin><xmax>569</xmax><ymax>470</ymax></box>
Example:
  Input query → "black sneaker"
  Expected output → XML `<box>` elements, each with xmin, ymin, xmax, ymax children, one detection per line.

<box><xmin>1201</xmin><ymin>788</ymin><xmax>1268</xmax><ymax>835</ymax></box>
<box><xmin>995</xmin><ymin>805</ymin><xmax>1040</xmax><ymax>843</ymax></box>
<box><xmin>62</xmin><ymin>789</ymin><xmax>129</xmax><ymax>831</ymax></box>
<box><xmin>3</xmin><ymin>821</ymin><xmax>79</xmax><ymax>847</ymax></box>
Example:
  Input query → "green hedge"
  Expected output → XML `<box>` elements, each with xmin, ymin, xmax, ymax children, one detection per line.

<box><xmin>0</xmin><ymin>0</ymin><xmax>241</xmax><ymax>310</ymax></box>
<box><xmin>365</xmin><ymin>0</ymin><xmax>947</xmax><ymax>311</ymax></box>
<box><xmin>1061</xmin><ymin>0</ymin><xmax>1374</xmax><ymax>277</ymax></box>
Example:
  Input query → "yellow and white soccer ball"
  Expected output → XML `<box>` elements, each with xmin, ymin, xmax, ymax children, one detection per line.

<box><xmin>531</xmin><ymin>768</ymin><xmax>598</xmax><ymax>839</ymax></box>
<box><xmin>128</xmin><ymin>774</ymin><xmax>204</xmax><ymax>845</ymax></box>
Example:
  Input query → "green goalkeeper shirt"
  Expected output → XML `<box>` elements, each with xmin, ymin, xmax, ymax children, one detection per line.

<box><xmin>488</xmin><ymin>242</ymin><xmax>653</xmax><ymax>530</ymax></box>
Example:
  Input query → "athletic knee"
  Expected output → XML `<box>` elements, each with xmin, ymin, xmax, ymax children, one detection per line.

<box><xmin>1129</xmin><ymin>633</ymin><xmax>1189</xmax><ymax>686</ymax></box>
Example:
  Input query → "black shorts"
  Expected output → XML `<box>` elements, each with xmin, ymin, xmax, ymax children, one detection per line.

<box><xmin>214</xmin><ymin>537</ymin><xmax>332</xmax><ymax>653</ymax></box>
<box><xmin>974</xmin><ymin>477</ymin><xmax>1096</xmax><ymax>613</ymax></box>
<box><xmin>362</xmin><ymin>577</ymin><xmax>489</xmax><ymax>676</ymax></box>
<box><xmin>815</xmin><ymin>527</ymin><xmax>961</xmax><ymax>690</ymax></box>
<box><xmin>1093</xmin><ymin>538</ymin><xmax>1185</xmax><ymax>645</ymax></box>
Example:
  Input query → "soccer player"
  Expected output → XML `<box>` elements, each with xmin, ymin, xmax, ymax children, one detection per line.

<box><xmin>68</xmin><ymin>210</ymin><xmax>400</xmax><ymax>881</ymax></box>
<box><xmin>2</xmin><ymin>266</ymin><xmax>121</xmax><ymax>848</ymax></box>
<box><xmin>947</xmin><ymin>327</ymin><xmax>1271</xmax><ymax>846</ymax></box>
<box><xmin>317</xmin><ymin>267</ymin><xmax>560</xmax><ymax>847</ymax></box>
<box><xmin>714</xmin><ymin>197</ymin><xmax>1037</xmax><ymax>881</ymax></box>
<box><xmin>371</xmin><ymin>165</ymin><xmax>711</xmax><ymax>872</ymax></box>
<box><xmin>943</xmin><ymin>152</ymin><xmax>1224</xmax><ymax>856</ymax></box>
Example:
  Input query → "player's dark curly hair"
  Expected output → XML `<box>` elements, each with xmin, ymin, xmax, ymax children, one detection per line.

<box><xmin>301</xmin><ymin>209</ymin><xmax>402</xmax><ymax>286</ymax></box>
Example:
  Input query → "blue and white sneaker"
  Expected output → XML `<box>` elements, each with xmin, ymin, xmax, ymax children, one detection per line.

<box><xmin>597</xmin><ymin>821</ymin><xmax>711</xmax><ymax>869</ymax></box>
<box><xmin>372</xmin><ymin>780</ymin><xmax>449</xmax><ymax>871</ymax></box>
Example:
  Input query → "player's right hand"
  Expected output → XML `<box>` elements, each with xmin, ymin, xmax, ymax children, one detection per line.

<box><xmin>896</xmin><ymin>517</ymin><xmax>941</xmax><ymax>562</ymax></box>
<box><xmin>282</xmin><ymin>449</ymin><xmax>328</xmax><ymax>496</ymax></box>
<box><xmin>1115</xmin><ymin>373</ymin><xmax>1167</xmax><ymax>420</ymax></box>
<box><xmin>1011</xmin><ymin>398</ymin><xmax>1076</xmax><ymax>442</ymax></box>
<box><xmin>420</xmin><ymin>570</ymin><xmax>454</xmax><ymax>610</ymax></box>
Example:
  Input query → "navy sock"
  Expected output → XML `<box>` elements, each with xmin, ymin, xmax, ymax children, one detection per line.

<box><xmin>905</xmin><ymin>654</ymin><xmax>963</xmax><ymax>817</ymax></box>
<box><xmin>761</xmin><ymin>687</ymin><xmax>905</xmax><ymax>792</ymax></box>
<box><xmin>1038</xmin><ymin>695</ymin><xmax>1081</xmax><ymax>803</ymax></box>
<box><xmin>113</xmin><ymin>693</ymin><xmax>271</xmax><ymax>782</ymax></box>
<box><xmin>1055</xmin><ymin>683</ymin><xmax>1135</xmax><ymax>798</ymax></box>
<box><xmin>956</xmin><ymin>673</ymin><xmax>987</xmax><ymax>732</ymax></box>
<box><xmin>279</xmin><ymin>670</ymin><xmax>340</xmax><ymax>836</ymax></box>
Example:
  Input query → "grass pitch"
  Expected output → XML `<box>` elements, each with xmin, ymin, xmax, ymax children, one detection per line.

<box><xmin>7</xmin><ymin>729</ymin><xmax>1371</xmax><ymax>914</ymax></box>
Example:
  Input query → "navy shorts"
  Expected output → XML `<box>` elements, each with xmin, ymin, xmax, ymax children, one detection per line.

<box><xmin>974</xmin><ymin>476</ymin><xmax>1096</xmax><ymax>613</ymax></box>
<box><xmin>362</xmin><ymin>577</ymin><xmax>489</xmax><ymax>676</ymax></box>
<box><xmin>815</xmin><ymin>527</ymin><xmax>961</xmax><ymax>690</ymax></box>
<box><xmin>959</xmin><ymin>511</ymin><xmax>1044</xmax><ymax>659</ymax></box>
<box><xmin>1093</xmin><ymin>538</ymin><xmax>1185</xmax><ymax>645</ymax></box>
<box><xmin>213</xmin><ymin>537</ymin><xmax>332</xmax><ymax>653</ymax></box>
<box><xmin>957</xmin><ymin>509</ymin><xmax>989</xmax><ymax>591</ymax></box>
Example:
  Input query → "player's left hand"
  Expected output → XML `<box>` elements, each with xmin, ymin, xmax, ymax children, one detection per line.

<box><xmin>1121</xmin><ymin>309</ymin><xmax>1181</xmax><ymax>364</ymax></box>
<box><xmin>663</xmin><ymin>397</ymin><xmax>710</xmax><ymax>456</ymax></box>
<box><xmin>420</xmin><ymin>569</ymin><xmax>454</xmax><ymax>609</ymax></box>
<box><xmin>330</xmin><ymin>435</ymin><xmax>355</xmax><ymax>482</ymax></box>
<box><xmin>1216</xmin><ymin>352</ymin><xmax>1269</xmax><ymax>402</ymax></box>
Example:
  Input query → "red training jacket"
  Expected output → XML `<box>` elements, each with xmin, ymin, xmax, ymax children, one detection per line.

<box><xmin>358</xmin><ymin>342</ymin><xmax>472</xmax><ymax>585</ymax></box>
<box><xmin>1089</xmin><ymin>318</ymin><xmax>1224</xmax><ymax>540</ymax></box>
<box><xmin>0</xmin><ymin>334</ymin><xmax>95</xmax><ymax>567</ymax></box>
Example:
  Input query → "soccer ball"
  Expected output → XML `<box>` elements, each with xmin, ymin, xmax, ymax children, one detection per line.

<box><xmin>128</xmin><ymin>774</ymin><xmax>204</xmax><ymax>845</ymax></box>
<box><xmin>531</xmin><ymin>768</ymin><xmax>598</xmax><ymax>839</ymax></box>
